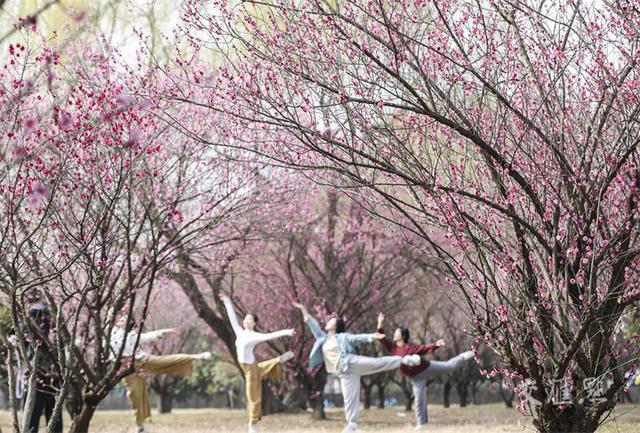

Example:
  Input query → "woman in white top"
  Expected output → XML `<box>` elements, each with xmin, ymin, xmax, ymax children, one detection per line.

<box><xmin>110</xmin><ymin>315</ymin><xmax>211</xmax><ymax>433</ymax></box>
<box><xmin>221</xmin><ymin>294</ymin><xmax>295</xmax><ymax>433</ymax></box>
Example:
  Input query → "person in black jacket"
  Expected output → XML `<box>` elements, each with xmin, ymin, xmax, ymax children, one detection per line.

<box><xmin>23</xmin><ymin>297</ymin><xmax>62</xmax><ymax>433</ymax></box>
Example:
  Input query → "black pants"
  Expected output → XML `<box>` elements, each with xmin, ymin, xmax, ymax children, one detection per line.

<box><xmin>26</xmin><ymin>390</ymin><xmax>62</xmax><ymax>433</ymax></box>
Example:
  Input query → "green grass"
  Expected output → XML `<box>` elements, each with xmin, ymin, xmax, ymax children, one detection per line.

<box><xmin>1</xmin><ymin>403</ymin><xmax>638</xmax><ymax>432</ymax></box>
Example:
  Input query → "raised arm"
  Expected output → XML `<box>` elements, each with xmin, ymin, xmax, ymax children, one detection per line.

<box><xmin>138</xmin><ymin>328</ymin><xmax>174</xmax><ymax>344</ymax></box>
<box><xmin>245</xmin><ymin>328</ymin><xmax>295</xmax><ymax>344</ymax></box>
<box><xmin>293</xmin><ymin>302</ymin><xmax>324</xmax><ymax>339</ymax></box>
<box><xmin>416</xmin><ymin>339</ymin><xmax>445</xmax><ymax>355</ymax></box>
<box><xmin>347</xmin><ymin>332</ymin><xmax>386</xmax><ymax>346</ymax></box>
<box><xmin>221</xmin><ymin>295</ymin><xmax>243</xmax><ymax>335</ymax></box>
<box><xmin>376</xmin><ymin>313</ymin><xmax>394</xmax><ymax>352</ymax></box>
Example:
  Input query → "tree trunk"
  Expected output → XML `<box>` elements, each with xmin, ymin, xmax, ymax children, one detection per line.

<box><xmin>404</xmin><ymin>396</ymin><xmax>413</xmax><ymax>412</ymax></box>
<box><xmin>399</xmin><ymin>379</ymin><xmax>413</xmax><ymax>411</ymax></box>
<box><xmin>456</xmin><ymin>382</ymin><xmax>469</xmax><ymax>407</ymax></box>
<box><xmin>159</xmin><ymin>391</ymin><xmax>173</xmax><ymax>414</ymax></box>
<box><xmin>498</xmin><ymin>382</ymin><xmax>514</xmax><ymax>408</ymax></box>
<box><xmin>261</xmin><ymin>382</ymin><xmax>285</xmax><ymax>415</ymax></box>
<box><xmin>227</xmin><ymin>390</ymin><xmax>235</xmax><ymax>409</ymax></box>
<box><xmin>532</xmin><ymin>404</ymin><xmax>602</xmax><ymax>433</ymax></box>
<box><xmin>443</xmin><ymin>382</ymin><xmax>451</xmax><ymax>408</ymax></box>
<box><xmin>471</xmin><ymin>381</ymin><xmax>479</xmax><ymax>405</ymax></box>
<box><xmin>362</xmin><ymin>385</ymin><xmax>372</xmax><ymax>410</ymax></box>
<box><xmin>376</xmin><ymin>384</ymin><xmax>385</xmax><ymax>409</ymax></box>
<box><xmin>68</xmin><ymin>405</ymin><xmax>97</xmax><ymax>433</ymax></box>
<box><xmin>311</xmin><ymin>394</ymin><xmax>326</xmax><ymax>420</ymax></box>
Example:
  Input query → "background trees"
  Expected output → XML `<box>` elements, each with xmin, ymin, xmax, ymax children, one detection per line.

<box><xmin>0</xmin><ymin>22</ymin><xmax>262</xmax><ymax>432</ymax></box>
<box><xmin>230</xmin><ymin>187</ymin><xmax>438</xmax><ymax>419</ymax></box>
<box><xmin>177</xmin><ymin>1</ymin><xmax>640</xmax><ymax>432</ymax></box>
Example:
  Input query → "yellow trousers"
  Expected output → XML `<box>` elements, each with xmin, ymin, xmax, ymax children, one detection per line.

<box><xmin>123</xmin><ymin>354</ymin><xmax>198</xmax><ymax>427</ymax></box>
<box><xmin>240</xmin><ymin>357</ymin><xmax>282</xmax><ymax>423</ymax></box>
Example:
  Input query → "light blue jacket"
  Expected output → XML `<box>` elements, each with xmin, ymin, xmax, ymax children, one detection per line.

<box><xmin>304</xmin><ymin>316</ymin><xmax>375</xmax><ymax>372</ymax></box>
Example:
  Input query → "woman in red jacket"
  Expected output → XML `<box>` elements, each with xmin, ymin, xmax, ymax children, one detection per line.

<box><xmin>376</xmin><ymin>313</ymin><xmax>474</xmax><ymax>430</ymax></box>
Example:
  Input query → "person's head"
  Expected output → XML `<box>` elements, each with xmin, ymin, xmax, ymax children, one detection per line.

<box><xmin>116</xmin><ymin>314</ymin><xmax>127</xmax><ymax>328</ymax></box>
<box><xmin>394</xmin><ymin>327</ymin><xmax>410</xmax><ymax>344</ymax></box>
<box><xmin>325</xmin><ymin>317</ymin><xmax>346</xmax><ymax>333</ymax></box>
<box><xmin>243</xmin><ymin>313</ymin><xmax>257</xmax><ymax>330</ymax></box>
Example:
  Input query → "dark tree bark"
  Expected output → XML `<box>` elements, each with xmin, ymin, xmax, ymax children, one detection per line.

<box><xmin>262</xmin><ymin>382</ymin><xmax>286</xmax><ymax>414</ymax></box>
<box><xmin>443</xmin><ymin>382</ymin><xmax>452</xmax><ymax>408</ymax></box>
<box><xmin>498</xmin><ymin>382</ymin><xmax>515</xmax><ymax>409</ymax></box>
<box><xmin>159</xmin><ymin>391</ymin><xmax>173</xmax><ymax>414</ymax></box>
<box><xmin>456</xmin><ymin>381</ymin><xmax>469</xmax><ymax>408</ymax></box>
<box><xmin>311</xmin><ymin>393</ymin><xmax>325</xmax><ymax>420</ymax></box>
<box><xmin>376</xmin><ymin>384</ymin><xmax>386</xmax><ymax>409</ymax></box>
<box><xmin>67</xmin><ymin>403</ymin><xmax>97</xmax><ymax>433</ymax></box>
<box><xmin>362</xmin><ymin>382</ymin><xmax>373</xmax><ymax>410</ymax></box>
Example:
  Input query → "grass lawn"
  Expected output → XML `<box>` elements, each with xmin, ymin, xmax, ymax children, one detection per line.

<box><xmin>1</xmin><ymin>403</ymin><xmax>638</xmax><ymax>432</ymax></box>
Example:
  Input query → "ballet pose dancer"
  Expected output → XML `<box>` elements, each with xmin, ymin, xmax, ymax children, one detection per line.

<box><xmin>221</xmin><ymin>294</ymin><xmax>295</xmax><ymax>433</ymax></box>
<box><xmin>292</xmin><ymin>302</ymin><xmax>422</xmax><ymax>433</ymax></box>
<box><xmin>376</xmin><ymin>313</ymin><xmax>475</xmax><ymax>430</ymax></box>
<box><xmin>110</xmin><ymin>316</ymin><xmax>212</xmax><ymax>433</ymax></box>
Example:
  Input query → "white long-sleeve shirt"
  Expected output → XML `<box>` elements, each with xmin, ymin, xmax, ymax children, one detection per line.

<box><xmin>222</xmin><ymin>298</ymin><xmax>292</xmax><ymax>364</ymax></box>
<box><xmin>109</xmin><ymin>327</ymin><xmax>162</xmax><ymax>360</ymax></box>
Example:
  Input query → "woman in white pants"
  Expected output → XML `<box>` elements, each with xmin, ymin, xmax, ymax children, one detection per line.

<box><xmin>293</xmin><ymin>303</ymin><xmax>421</xmax><ymax>433</ymax></box>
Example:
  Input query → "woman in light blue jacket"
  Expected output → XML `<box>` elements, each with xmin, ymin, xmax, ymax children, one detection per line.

<box><xmin>293</xmin><ymin>302</ymin><xmax>421</xmax><ymax>433</ymax></box>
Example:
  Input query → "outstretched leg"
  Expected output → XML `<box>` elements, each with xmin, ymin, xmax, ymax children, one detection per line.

<box><xmin>142</xmin><ymin>353</ymin><xmax>208</xmax><ymax>376</ymax></box>
<box><xmin>257</xmin><ymin>356</ymin><xmax>283</xmax><ymax>381</ymax></box>
<box><xmin>422</xmin><ymin>351</ymin><xmax>474</xmax><ymax>377</ymax></box>
<box><xmin>345</xmin><ymin>355</ymin><xmax>403</xmax><ymax>377</ymax></box>
<box><xmin>124</xmin><ymin>353</ymin><xmax>209</xmax><ymax>430</ymax></box>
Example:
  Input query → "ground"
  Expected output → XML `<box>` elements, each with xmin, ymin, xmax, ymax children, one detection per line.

<box><xmin>1</xmin><ymin>404</ymin><xmax>639</xmax><ymax>432</ymax></box>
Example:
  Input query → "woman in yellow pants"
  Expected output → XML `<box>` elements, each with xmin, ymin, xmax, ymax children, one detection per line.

<box><xmin>221</xmin><ymin>294</ymin><xmax>294</xmax><ymax>433</ymax></box>
<box><xmin>110</xmin><ymin>322</ymin><xmax>211</xmax><ymax>433</ymax></box>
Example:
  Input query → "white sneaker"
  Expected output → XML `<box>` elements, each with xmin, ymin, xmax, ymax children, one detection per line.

<box><xmin>136</xmin><ymin>427</ymin><xmax>146</xmax><ymax>433</ymax></box>
<box><xmin>402</xmin><ymin>354</ymin><xmax>422</xmax><ymax>366</ymax></box>
<box><xmin>342</xmin><ymin>423</ymin><xmax>363</xmax><ymax>433</ymax></box>
<box><xmin>461</xmin><ymin>350</ymin><xmax>475</xmax><ymax>361</ymax></box>
<box><xmin>415</xmin><ymin>424</ymin><xmax>427</xmax><ymax>430</ymax></box>
<box><xmin>197</xmin><ymin>351</ymin><xmax>213</xmax><ymax>360</ymax></box>
<box><xmin>248</xmin><ymin>422</ymin><xmax>257</xmax><ymax>433</ymax></box>
<box><xmin>278</xmin><ymin>351</ymin><xmax>294</xmax><ymax>363</ymax></box>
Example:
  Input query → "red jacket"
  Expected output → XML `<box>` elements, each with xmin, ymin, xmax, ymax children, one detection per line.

<box><xmin>377</xmin><ymin>328</ymin><xmax>440</xmax><ymax>377</ymax></box>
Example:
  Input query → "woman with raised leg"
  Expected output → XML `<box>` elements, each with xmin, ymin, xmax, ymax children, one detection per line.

<box><xmin>221</xmin><ymin>294</ymin><xmax>295</xmax><ymax>433</ymax></box>
<box><xmin>375</xmin><ymin>313</ymin><xmax>475</xmax><ymax>430</ymax></box>
<box><xmin>292</xmin><ymin>302</ymin><xmax>421</xmax><ymax>433</ymax></box>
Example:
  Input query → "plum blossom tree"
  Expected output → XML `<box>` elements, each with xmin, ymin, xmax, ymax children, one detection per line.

<box><xmin>233</xmin><ymin>188</ymin><xmax>433</xmax><ymax>419</ymax></box>
<box><xmin>0</xmin><ymin>27</ymin><xmax>260</xmax><ymax>433</ymax></box>
<box><xmin>177</xmin><ymin>1</ymin><xmax>640</xmax><ymax>431</ymax></box>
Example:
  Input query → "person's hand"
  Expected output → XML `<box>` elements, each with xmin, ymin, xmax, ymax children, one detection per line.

<box><xmin>287</xmin><ymin>328</ymin><xmax>296</xmax><ymax>336</ymax></box>
<box><xmin>377</xmin><ymin>313</ymin><xmax>385</xmax><ymax>326</ymax></box>
<box><xmin>292</xmin><ymin>302</ymin><xmax>308</xmax><ymax>315</ymax></box>
<box><xmin>220</xmin><ymin>293</ymin><xmax>230</xmax><ymax>302</ymax></box>
<box><xmin>372</xmin><ymin>333</ymin><xmax>386</xmax><ymax>340</ymax></box>
<box><xmin>156</xmin><ymin>329</ymin><xmax>176</xmax><ymax>339</ymax></box>
<box><xmin>436</xmin><ymin>339</ymin><xmax>446</xmax><ymax>347</ymax></box>
<box><xmin>7</xmin><ymin>335</ymin><xmax>17</xmax><ymax>346</ymax></box>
